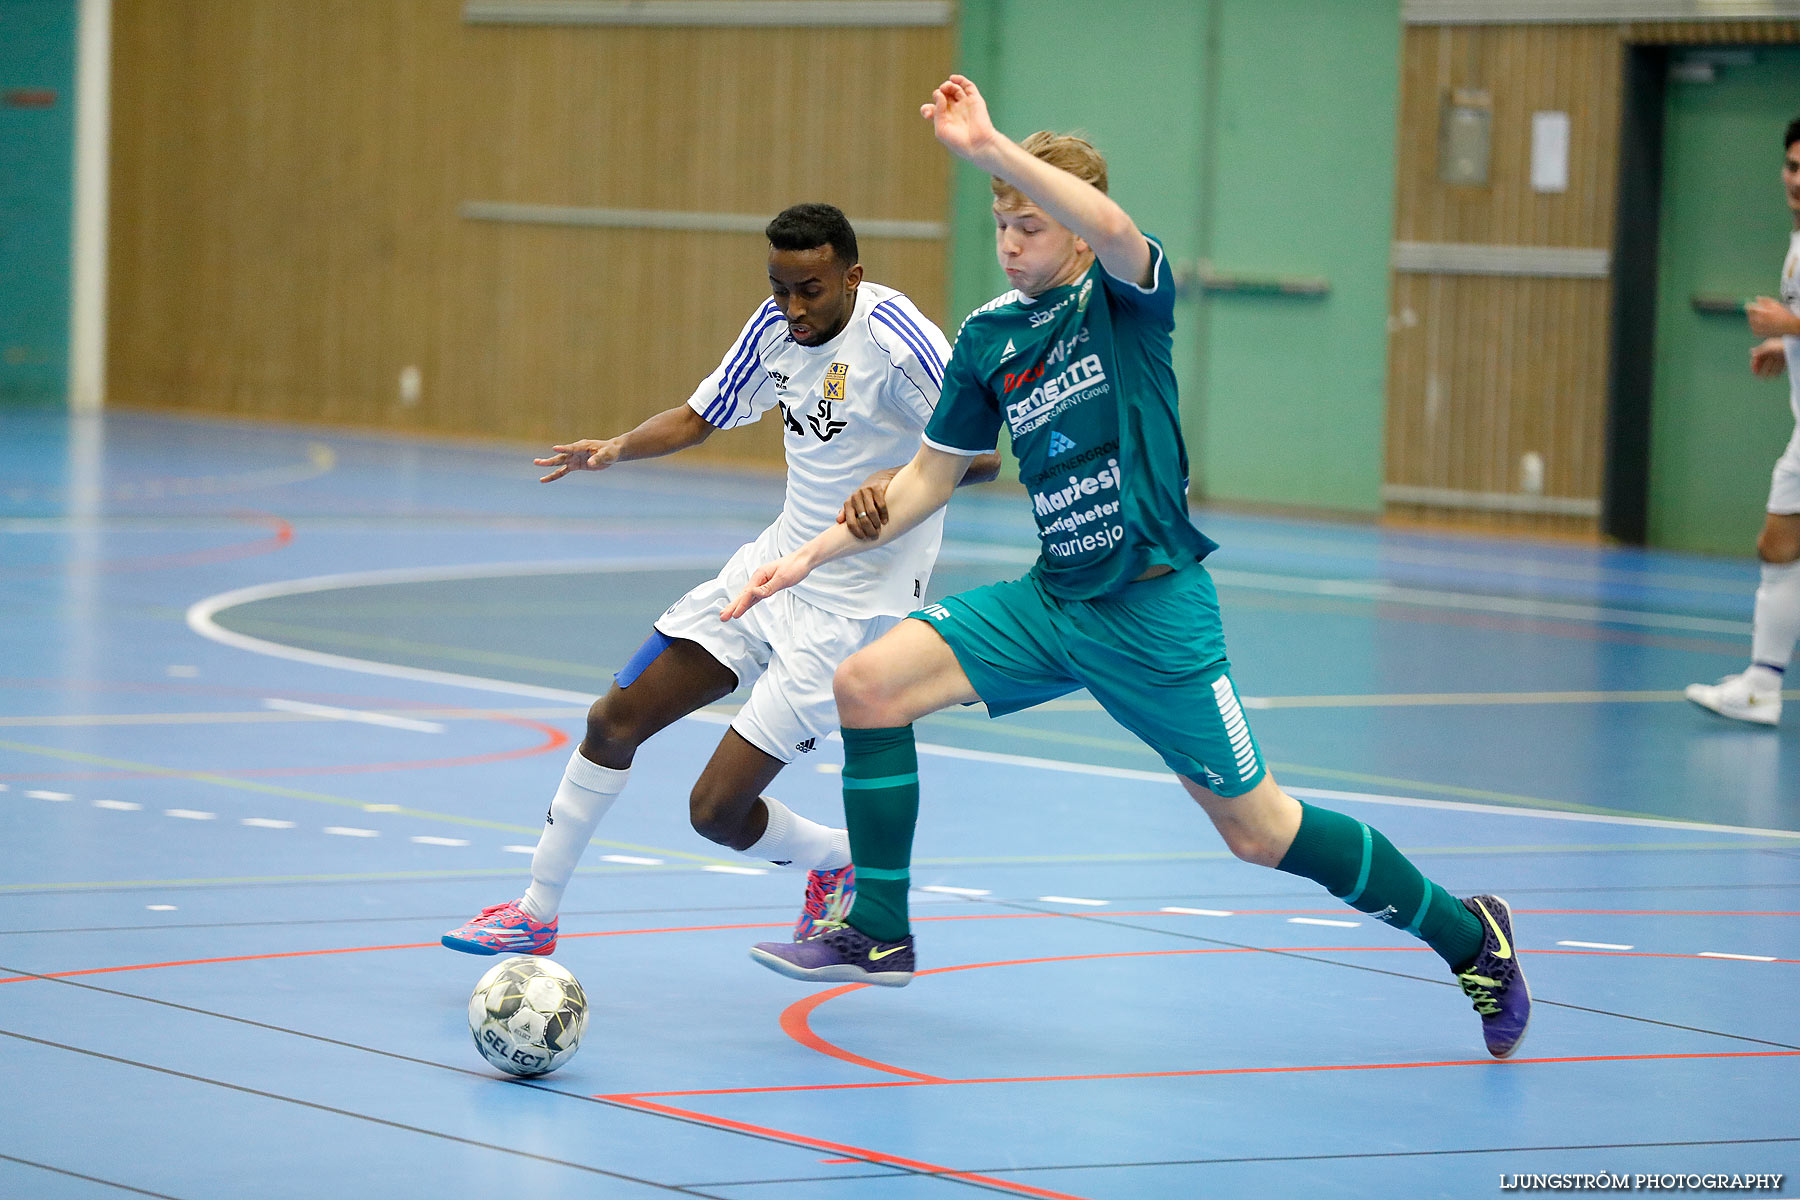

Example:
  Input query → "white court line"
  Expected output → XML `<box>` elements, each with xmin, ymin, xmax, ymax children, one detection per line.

<box><xmin>324</xmin><ymin>826</ymin><xmax>379</xmax><ymax>838</ymax></box>
<box><xmin>1290</xmin><ymin>917</ymin><xmax>1360</xmax><ymax>928</ymax></box>
<box><xmin>1557</xmin><ymin>940</ymin><xmax>1634</xmax><ymax>950</ymax></box>
<box><xmin>601</xmin><ymin>854</ymin><xmax>663</xmax><ymax>865</ymax></box>
<box><xmin>704</xmin><ymin>865</ymin><xmax>767</xmax><ymax>876</ymax></box>
<box><xmin>263</xmin><ymin>698</ymin><xmax>445</xmax><ymax>734</ymax></box>
<box><xmin>93</xmin><ymin>800</ymin><xmax>141</xmax><ymax>811</ymax></box>
<box><xmin>1162</xmin><ymin>907</ymin><xmax>1233</xmax><ymax>917</ymax></box>
<box><xmin>146</xmin><ymin>905</ymin><xmax>177</xmax><ymax>912</ymax></box>
<box><xmin>1208</xmin><ymin>567</ymin><xmax>1751</xmax><ymax>637</ymax></box>
<box><xmin>27</xmin><ymin>790</ymin><xmax>73</xmax><ymax>801</ymax></box>
<box><xmin>1699</xmin><ymin>952</ymin><xmax>1777</xmax><ymax>962</ymax></box>
<box><xmin>242</xmin><ymin>818</ymin><xmax>295</xmax><ymax>829</ymax></box>
<box><xmin>502</xmin><ymin>845</ymin><xmax>535</xmax><ymax>854</ymax></box>
<box><xmin>1038</xmin><ymin>895</ymin><xmax>1108</xmax><ymax>906</ymax></box>
<box><xmin>185</xmin><ymin>566</ymin><xmax>1800</xmax><ymax>843</ymax></box>
<box><xmin>920</xmin><ymin>885</ymin><xmax>991</xmax><ymax>897</ymax></box>
<box><xmin>411</xmin><ymin>836</ymin><xmax>469</xmax><ymax>847</ymax></box>
<box><xmin>164</xmin><ymin>809</ymin><xmax>215</xmax><ymax>821</ymax></box>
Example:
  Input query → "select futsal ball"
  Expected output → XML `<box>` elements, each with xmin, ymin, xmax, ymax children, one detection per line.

<box><xmin>468</xmin><ymin>955</ymin><xmax>588</xmax><ymax>1077</ymax></box>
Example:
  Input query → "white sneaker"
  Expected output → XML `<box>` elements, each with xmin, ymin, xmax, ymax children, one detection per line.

<box><xmin>1685</xmin><ymin>672</ymin><xmax>1782</xmax><ymax>726</ymax></box>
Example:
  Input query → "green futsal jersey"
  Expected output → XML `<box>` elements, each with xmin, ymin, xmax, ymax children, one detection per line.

<box><xmin>924</xmin><ymin>235</ymin><xmax>1217</xmax><ymax>599</ymax></box>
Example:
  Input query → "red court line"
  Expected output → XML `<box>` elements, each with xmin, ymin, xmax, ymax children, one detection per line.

<box><xmin>3</xmin><ymin>915</ymin><xmax>1793</xmax><ymax>987</ymax></box>
<box><xmin>606</xmin><ymin>1095</ymin><xmax>1093</xmax><ymax>1200</ymax></box>
<box><xmin>0</xmin><ymin>512</ymin><xmax>294</xmax><ymax>577</ymax></box>
<box><xmin>0</xmin><ymin>713</ymin><xmax>568</xmax><ymax>783</ymax></box>
<box><xmin>226</xmin><ymin>713</ymin><xmax>569</xmax><ymax>777</ymax></box>
<box><xmin>612</xmin><ymin>1048</ymin><xmax>1800</xmax><ymax>1102</ymax></box>
<box><xmin>778</xmin><ymin>944</ymin><xmax>1799</xmax><ymax>1085</ymax></box>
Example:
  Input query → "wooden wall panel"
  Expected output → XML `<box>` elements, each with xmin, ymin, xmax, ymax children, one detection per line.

<box><xmin>107</xmin><ymin>1</ymin><xmax>951</xmax><ymax>471</ymax></box>
<box><xmin>1386</xmin><ymin>23</ymin><xmax>1621</xmax><ymax>535</ymax></box>
<box><xmin>1393</xmin><ymin>24</ymin><xmax>1622</xmax><ymax>249</ymax></box>
<box><xmin>1387</xmin><ymin>19</ymin><xmax>1800</xmax><ymax>538</ymax></box>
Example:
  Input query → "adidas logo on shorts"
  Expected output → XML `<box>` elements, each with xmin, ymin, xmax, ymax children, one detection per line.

<box><xmin>794</xmin><ymin>738</ymin><xmax>816</xmax><ymax>754</ymax></box>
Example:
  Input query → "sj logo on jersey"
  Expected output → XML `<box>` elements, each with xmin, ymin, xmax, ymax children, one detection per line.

<box><xmin>805</xmin><ymin>362</ymin><xmax>849</xmax><ymax>441</ymax></box>
<box><xmin>777</xmin><ymin>361</ymin><xmax>850</xmax><ymax>443</ymax></box>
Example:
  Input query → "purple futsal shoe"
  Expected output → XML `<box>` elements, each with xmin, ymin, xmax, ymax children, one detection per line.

<box><xmin>749</xmin><ymin>920</ymin><xmax>914</xmax><ymax>987</ymax></box>
<box><xmin>1456</xmin><ymin>894</ymin><xmax>1530</xmax><ymax>1058</ymax></box>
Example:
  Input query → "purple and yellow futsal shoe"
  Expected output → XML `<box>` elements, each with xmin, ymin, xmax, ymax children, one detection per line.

<box><xmin>1456</xmin><ymin>894</ymin><xmax>1530</xmax><ymax>1058</ymax></box>
<box><xmin>441</xmin><ymin>900</ymin><xmax>558</xmax><ymax>957</ymax></box>
<box><xmin>750</xmin><ymin>920</ymin><xmax>914</xmax><ymax>987</ymax></box>
<box><xmin>793</xmin><ymin>864</ymin><xmax>856</xmax><ymax>941</ymax></box>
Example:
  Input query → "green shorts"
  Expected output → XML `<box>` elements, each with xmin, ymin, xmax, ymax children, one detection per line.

<box><xmin>911</xmin><ymin>563</ymin><xmax>1267</xmax><ymax>797</ymax></box>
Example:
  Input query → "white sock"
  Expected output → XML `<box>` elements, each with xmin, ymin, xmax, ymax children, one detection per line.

<box><xmin>1749</xmin><ymin>559</ymin><xmax>1800</xmax><ymax>689</ymax></box>
<box><xmin>744</xmin><ymin>796</ymin><xmax>850</xmax><ymax>872</ymax></box>
<box><xmin>519</xmin><ymin>750</ymin><xmax>628</xmax><ymax>920</ymax></box>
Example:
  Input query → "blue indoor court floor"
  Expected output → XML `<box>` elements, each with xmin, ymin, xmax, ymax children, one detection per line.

<box><xmin>1</xmin><ymin>409</ymin><xmax>1795</xmax><ymax>1199</ymax></box>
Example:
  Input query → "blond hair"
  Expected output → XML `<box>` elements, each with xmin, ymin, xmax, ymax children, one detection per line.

<box><xmin>991</xmin><ymin>131</ymin><xmax>1108</xmax><ymax>207</ymax></box>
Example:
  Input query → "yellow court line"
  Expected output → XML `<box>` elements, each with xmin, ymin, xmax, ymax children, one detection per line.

<box><xmin>0</xmin><ymin>738</ymin><xmax>735</xmax><ymax>866</ymax></box>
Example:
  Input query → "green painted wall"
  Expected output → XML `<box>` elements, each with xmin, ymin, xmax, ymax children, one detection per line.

<box><xmin>1647</xmin><ymin>48</ymin><xmax>1800</xmax><ymax>555</ymax></box>
<box><xmin>0</xmin><ymin>0</ymin><xmax>77</xmax><ymax>406</ymax></box>
<box><xmin>950</xmin><ymin>0</ymin><xmax>1398</xmax><ymax>513</ymax></box>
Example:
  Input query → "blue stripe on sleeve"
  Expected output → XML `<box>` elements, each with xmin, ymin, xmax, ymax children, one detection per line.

<box><xmin>704</xmin><ymin>303</ymin><xmax>782</xmax><ymax>426</ymax></box>
<box><xmin>879</xmin><ymin>302</ymin><xmax>947</xmax><ymax>380</ymax></box>
<box><xmin>871</xmin><ymin>305</ymin><xmax>943</xmax><ymax>389</ymax></box>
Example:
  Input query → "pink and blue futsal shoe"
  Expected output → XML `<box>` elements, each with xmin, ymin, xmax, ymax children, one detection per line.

<box><xmin>793</xmin><ymin>864</ymin><xmax>856</xmax><ymax>941</ymax></box>
<box><xmin>1456</xmin><ymin>894</ymin><xmax>1530</xmax><ymax>1058</ymax></box>
<box><xmin>441</xmin><ymin>900</ymin><xmax>557</xmax><ymax>956</ymax></box>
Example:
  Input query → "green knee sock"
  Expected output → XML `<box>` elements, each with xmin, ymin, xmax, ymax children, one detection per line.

<box><xmin>840</xmin><ymin>725</ymin><xmax>919</xmax><ymax>942</ymax></box>
<box><xmin>1276</xmin><ymin>801</ymin><xmax>1483</xmax><ymax>971</ymax></box>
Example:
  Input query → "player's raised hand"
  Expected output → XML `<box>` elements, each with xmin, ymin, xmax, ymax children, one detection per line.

<box><xmin>535</xmin><ymin>438</ymin><xmax>623</xmax><ymax>483</ymax></box>
<box><xmin>1746</xmin><ymin>296</ymin><xmax>1800</xmax><ymax>339</ymax></box>
<box><xmin>1752</xmin><ymin>337</ymin><xmax>1789</xmax><ymax>379</ymax></box>
<box><xmin>720</xmin><ymin>553</ymin><xmax>812</xmax><ymax>622</ymax></box>
<box><xmin>837</xmin><ymin>468</ymin><xmax>899</xmax><ymax>540</ymax></box>
<box><xmin>921</xmin><ymin>74</ymin><xmax>998</xmax><ymax>164</ymax></box>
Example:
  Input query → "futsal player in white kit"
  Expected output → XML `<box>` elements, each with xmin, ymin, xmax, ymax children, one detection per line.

<box><xmin>1687</xmin><ymin>118</ymin><xmax>1800</xmax><ymax>726</ymax></box>
<box><xmin>443</xmin><ymin>204</ymin><xmax>997</xmax><ymax>955</ymax></box>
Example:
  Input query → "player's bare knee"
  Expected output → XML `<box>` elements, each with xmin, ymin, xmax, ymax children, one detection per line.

<box><xmin>581</xmin><ymin>694</ymin><xmax>642</xmax><ymax>766</ymax></box>
<box><xmin>832</xmin><ymin>653</ymin><xmax>890</xmax><ymax>727</ymax></box>
<box><xmin>1223</xmin><ymin>828</ymin><xmax>1286</xmax><ymax>869</ymax></box>
<box><xmin>687</xmin><ymin>780</ymin><xmax>752</xmax><ymax>847</ymax></box>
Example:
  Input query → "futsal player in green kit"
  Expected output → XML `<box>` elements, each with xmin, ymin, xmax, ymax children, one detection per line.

<box><xmin>723</xmin><ymin>75</ymin><xmax>1530</xmax><ymax>1057</ymax></box>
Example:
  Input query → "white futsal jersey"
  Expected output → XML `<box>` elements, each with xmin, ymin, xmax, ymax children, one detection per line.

<box><xmin>1782</xmin><ymin>231</ymin><xmax>1800</xmax><ymax>435</ymax></box>
<box><xmin>685</xmin><ymin>281</ymin><xmax>951</xmax><ymax>619</ymax></box>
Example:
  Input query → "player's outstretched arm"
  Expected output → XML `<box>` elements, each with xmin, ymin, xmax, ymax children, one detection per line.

<box><xmin>1748</xmin><ymin>296</ymin><xmax>1800</xmax><ymax>340</ymax></box>
<box><xmin>721</xmin><ymin>445</ymin><xmax>971</xmax><ymax>620</ymax></box>
<box><xmin>838</xmin><ymin>451</ymin><xmax>1002</xmax><ymax>539</ymax></box>
<box><xmin>921</xmin><ymin>74</ymin><xmax>1152</xmax><ymax>288</ymax></box>
<box><xmin>535</xmin><ymin>405</ymin><xmax>715</xmax><ymax>482</ymax></box>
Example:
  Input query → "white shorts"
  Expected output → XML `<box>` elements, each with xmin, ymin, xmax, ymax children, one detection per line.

<box><xmin>1769</xmin><ymin>439</ymin><xmax>1800</xmax><ymax>515</ymax></box>
<box><xmin>652</xmin><ymin>540</ymin><xmax>901</xmax><ymax>763</ymax></box>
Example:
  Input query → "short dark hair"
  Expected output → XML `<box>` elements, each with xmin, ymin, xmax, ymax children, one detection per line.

<box><xmin>766</xmin><ymin>203</ymin><xmax>858</xmax><ymax>268</ymax></box>
<box><xmin>1787</xmin><ymin>117</ymin><xmax>1800</xmax><ymax>150</ymax></box>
